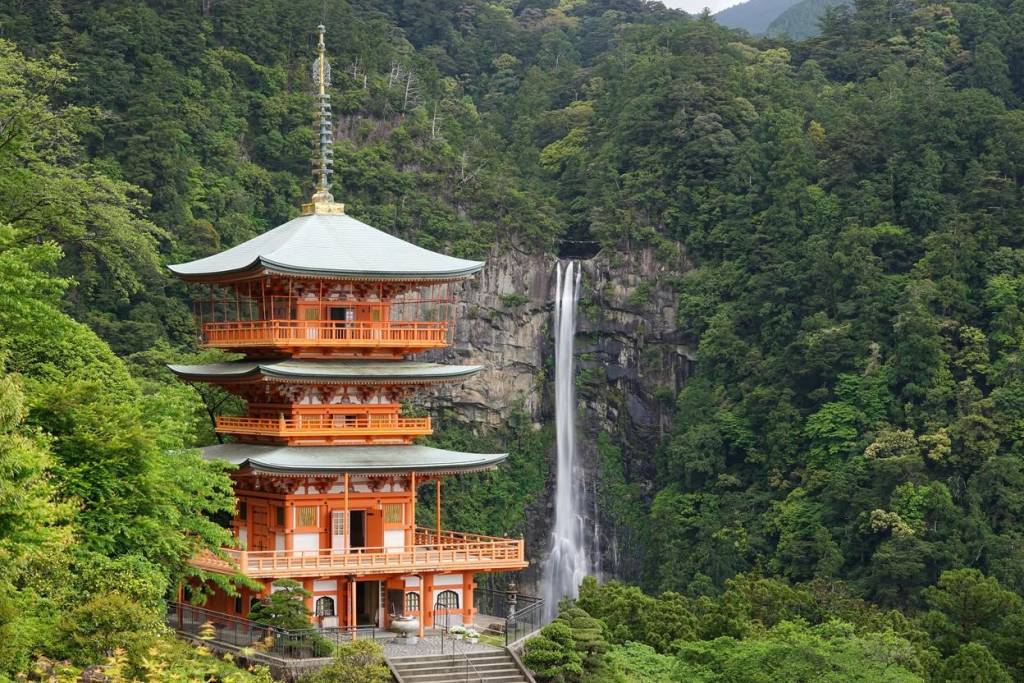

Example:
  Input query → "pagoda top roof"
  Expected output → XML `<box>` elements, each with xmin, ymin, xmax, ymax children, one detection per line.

<box><xmin>201</xmin><ymin>443</ymin><xmax>507</xmax><ymax>475</ymax></box>
<box><xmin>167</xmin><ymin>360</ymin><xmax>482</xmax><ymax>384</ymax></box>
<box><xmin>167</xmin><ymin>212</ymin><xmax>484</xmax><ymax>283</ymax></box>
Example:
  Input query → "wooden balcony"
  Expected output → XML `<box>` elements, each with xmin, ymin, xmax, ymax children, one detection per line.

<box><xmin>191</xmin><ymin>527</ymin><xmax>527</xmax><ymax>578</ymax></box>
<box><xmin>202</xmin><ymin>320</ymin><xmax>449</xmax><ymax>354</ymax></box>
<box><xmin>215</xmin><ymin>415</ymin><xmax>432</xmax><ymax>444</ymax></box>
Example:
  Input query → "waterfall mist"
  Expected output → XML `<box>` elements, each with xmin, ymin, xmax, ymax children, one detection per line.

<box><xmin>542</xmin><ymin>260</ymin><xmax>588</xmax><ymax>620</ymax></box>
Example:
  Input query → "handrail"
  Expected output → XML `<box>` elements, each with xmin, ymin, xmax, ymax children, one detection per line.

<box><xmin>435</xmin><ymin>605</ymin><xmax>483</xmax><ymax>683</ymax></box>
<box><xmin>473</xmin><ymin>587</ymin><xmax>544</xmax><ymax>647</ymax></box>
<box><xmin>165</xmin><ymin>601</ymin><xmax>377</xmax><ymax>659</ymax></box>
<box><xmin>202</xmin><ymin>319</ymin><xmax>450</xmax><ymax>347</ymax></box>
<box><xmin>192</xmin><ymin>530</ymin><xmax>527</xmax><ymax>577</ymax></box>
<box><xmin>412</xmin><ymin>526</ymin><xmax>520</xmax><ymax>546</ymax></box>
<box><xmin>215</xmin><ymin>415</ymin><xmax>432</xmax><ymax>436</ymax></box>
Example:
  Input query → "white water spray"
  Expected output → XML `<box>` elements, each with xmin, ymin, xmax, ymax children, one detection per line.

<box><xmin>542</xmin><ymin>261</ymin><xmax>588</xmax><ymax>620</ymax></box>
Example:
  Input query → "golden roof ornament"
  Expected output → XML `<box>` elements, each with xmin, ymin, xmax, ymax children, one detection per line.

<box><xmin>302</xmin><ymin>23</ymin><xmax>345</xmax><ymax>216</ymax></box>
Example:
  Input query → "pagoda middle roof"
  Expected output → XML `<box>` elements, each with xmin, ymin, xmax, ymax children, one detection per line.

<box><xmin>167</xmin><ymin>360</ymin><xmax>482</xmax><ymax>384</ymax></box>
<box><xmin>167</xmin><ymin>213</ymin><xmax>484</xmax><ymax>283</ymax></box>
<box><xmin>201</xmin><ymin>443</ymin><xmax>507</xmax><ymax>475</ymax></box>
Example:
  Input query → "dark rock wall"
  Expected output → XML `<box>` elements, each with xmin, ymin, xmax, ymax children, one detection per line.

<box><xmin>424</xmin><ymin>246</ymin><xmax>695</xmax><ymax>588</ymax></box>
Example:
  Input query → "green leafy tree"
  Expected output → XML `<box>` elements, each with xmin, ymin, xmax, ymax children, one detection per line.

<box><xmin>939</xmin><ymin>642</ymin><xmax>1012</xmax><ymax>683</ymax></box>
<box><xmin>249</xmin><ymin>580</ymin><xmax>313</xmax><ymax>630</ymax></box>
<box><xmin>524</xmin><ymin>621</ymin><xmax>585</xmax><ymax>683</ymax></box>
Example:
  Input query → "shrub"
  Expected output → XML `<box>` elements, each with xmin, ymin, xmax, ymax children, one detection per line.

<box><xmin>299</xmin><ymin>640</ymin><xmax>390</xmax><ymax>683</ymax></box>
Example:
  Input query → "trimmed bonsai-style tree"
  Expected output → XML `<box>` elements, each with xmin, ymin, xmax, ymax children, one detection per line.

<box><xmin>249</xmin><ymin>580</ymin><xmax>331</xmax><ymax>656</ymax></box>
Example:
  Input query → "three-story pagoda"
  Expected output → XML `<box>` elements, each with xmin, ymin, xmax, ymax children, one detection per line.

<box><xmin>168</xmin><ymin>26</ymin><xmax>526</xmax><ymax>635</ymax></box>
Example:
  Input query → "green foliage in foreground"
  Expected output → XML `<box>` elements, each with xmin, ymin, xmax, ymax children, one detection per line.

<box><xmin>297</xmin><ymin>640</ymin><xmax>391</xmax><ymax>683</ymax></box>
<box><xmin>23</xmin><ymin>637</ymin><xmax>273</xmax><ymax>683</ymax></box>
<box><xmin>0</xmin><ymin>42</ymin><xmax>241</xmax><ymax>679</ymax></box>
<box><xmin>526</xmin><ymin>573</ymin><xmax>1024</xmax><ymax>681</ymax></box>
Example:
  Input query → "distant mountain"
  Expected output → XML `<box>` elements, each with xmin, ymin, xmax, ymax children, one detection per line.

<box><xmin>713</xmin><ymin>0</ymin><xmax>803</xmax><ymax>34</ymax></box>
<box><xmin>766</xmin><ymin>0</ymin><xmax>850</xmax><ymax>39</ymax></box>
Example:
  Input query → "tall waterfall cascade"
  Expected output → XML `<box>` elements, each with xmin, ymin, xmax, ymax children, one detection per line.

<box><xmin>542</xmin><ymin>260</ymin><xmax>589</xmax><ymax>620</ymax></box>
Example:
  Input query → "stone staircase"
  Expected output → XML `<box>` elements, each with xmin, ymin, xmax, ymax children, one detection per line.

<box><xmin>387</xmin><ymin>649</ymin><xmax>533</xmax><ymax>683</ymax></box>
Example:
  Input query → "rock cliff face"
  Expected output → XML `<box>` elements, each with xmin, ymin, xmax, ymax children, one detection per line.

<box><xmin>425</xmin><ymin>246</ymin><xmax>695</xmax><ymax>588</ymax></box>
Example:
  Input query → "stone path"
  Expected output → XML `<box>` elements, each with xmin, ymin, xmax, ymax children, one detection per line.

<box><xmin>381</xmin><ymin>633</ymin><xmax>502</xmax><ymax>657</ymax></box>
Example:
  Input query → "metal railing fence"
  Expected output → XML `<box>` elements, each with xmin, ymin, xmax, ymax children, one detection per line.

<box><xmin>165</xmin><ymin>601</ymin><xmax>377</xmax><ymax>659</ymax></box>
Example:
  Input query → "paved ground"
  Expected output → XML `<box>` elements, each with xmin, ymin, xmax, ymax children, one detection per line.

<box><xmin>381</xmin><ymin>633</ymin><xmax>502</xmax><ymax>657</ymax></box>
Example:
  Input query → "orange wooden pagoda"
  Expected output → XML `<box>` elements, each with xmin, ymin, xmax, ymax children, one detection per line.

<box><xmin>167</xmin><ymin>25</ymin><xmax>526</xmax><ymax>636</ymax></box>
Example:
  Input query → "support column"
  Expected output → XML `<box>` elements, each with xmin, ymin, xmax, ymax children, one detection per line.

<box><xmin>464</xmin><ymin>574</ymin><xmax>475</xmax><ymax>626</ymax></box>
<box><xmin>435</xmin><ymin>479</ymin><xmax>441</xmax><ymax>542</ymax></box>
<box><xmin>285</xmin><ymin>501</ymin><xmax>294</xmax><ymax>552</ymax></box>
<box><xmin>417</xmin><ymin>574</ymin><xmax>426</xmax><ymax>638</ymax></box>
<box><xmin>245</xmin><ymin>496</ymin><xmax>253</xmax><ymax>551</ymax></box>
<box><xmin>410</xmin><ymin>471</ymin><xmax>417</xmax><ymax>549</ymax></box>
<box><xmin>343</xmin><ymin>473</ymin><xmax>350</xmax><ymax>552</ymax></box>
<box><xmin>349</xmin><ymin>576</ymin><xmax>358</xmax><ymax>640</ymax></box>
<box><xmin>303</xmin><ymin>578</ymin><xmax>314</xmax><ymax>622</ymax></box>
<box><xmin>422</xmin><ymin>573</ymin><xmax>434</xmax><ymax>632</ymax></box>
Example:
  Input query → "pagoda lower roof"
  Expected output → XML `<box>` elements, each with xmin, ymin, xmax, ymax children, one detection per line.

<box><xmin>167</xmin><ymin>360</ymin><xmax>482</xmax><ymax>384</ymax></box>
<box><xmin>201</xmin><ymin>443</ymin><xmax>507</xmax><ymax>475</ymax></box>
<box><xmin>167</xmin><ymin>212</ymin><xmax>484</xmax><ymax>283</ymax></box>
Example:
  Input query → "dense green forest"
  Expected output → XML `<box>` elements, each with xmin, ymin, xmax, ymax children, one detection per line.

<box><xmin>3</xmin><ymin>0</ymin><xmax>1024</xmax><ymax>679</ymax></box>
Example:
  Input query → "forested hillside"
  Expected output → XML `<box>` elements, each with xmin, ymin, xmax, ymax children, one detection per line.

<box><xmin>765</xmin><ymin>0</ymin><xmax>849</xmax><ymax>38</ymax></box>
<box><xmin>4</xmin><ymin>0</ymin><xmax>1024</xmax><ymax>679</ymax></box>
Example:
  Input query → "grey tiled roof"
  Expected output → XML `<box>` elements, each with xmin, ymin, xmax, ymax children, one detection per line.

<box><xmin>167</xmin><ymin>360</ymin><xmax>482</xmax><ymax>383</ymax></box>
<box><xmin>202</xmin><ymin>443</ymin><xmax>507</xmax><ymax>474</ymax></box>
<box><xmin>168</xmin><ymin>213</ymin><xmax>484</xmax><ymax>282</ymax></box>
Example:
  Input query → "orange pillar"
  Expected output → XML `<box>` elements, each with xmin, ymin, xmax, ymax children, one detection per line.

<box><xmin>344</xmin><ymin>473</ymin><xmax>350</xmax><ymax>552</ymax></box>
<box><xmin>285</xmin><ymin>501</ymin><xmax>294</xmax><ymax>552</ymax></box>
<box><xmin>423</xmin><ymin>573</ymin><xmax>434</xmax><ymax>630</ymax></box>
<box><xmin>464</xmin><ymin>575</ymin><xmax>475</xmax><ymax>626</ymax></box>
<box><xmin>435</xmin><ymin>479</ymin><xmax>442</xmax><ymax>540</ymax></box>
<box><xmin>350</xmin><ymin>577</ymin><xmax>358</xmax><ymax>640</ymax></box>
<box><xmin>303</xmin><ymin>578</ymin><xmax>314</xmax><ymax>622</ymax></box>
<box><xmin>403</xmin><ymin>473</ymin><xmax>411</xmax><ymax>548</ymax></box>
<box><xmin>418</xmin><ymin>574</ymin><xmax>426</xmax><ymax>638</ymax></box>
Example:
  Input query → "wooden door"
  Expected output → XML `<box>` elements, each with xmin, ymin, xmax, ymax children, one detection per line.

<box><xmin>251</xmin><ymin>505</ymin><xmax>269</xmax><ymax>551</ymax></box>
<box><xmin>331</xmin><ymin>510</ymin><xmax>346</xmax><ymax>554</ymax></box>
<box><xmin>299</xmin><ymin>305</ymin><xmax>317</xmax><ymax>339</ymax></box>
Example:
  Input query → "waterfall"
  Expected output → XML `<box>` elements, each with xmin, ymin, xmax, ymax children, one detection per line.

<box><xmin>542</xmin><ymin>260</ymin><xmax>588</xmax><ymax>621</ymax></box>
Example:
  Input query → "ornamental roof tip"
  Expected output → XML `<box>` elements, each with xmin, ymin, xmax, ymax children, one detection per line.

<box><xmin>167</xmin><ymin>212</ymin><xmax>485</xmax><ymax>283</ymax></box>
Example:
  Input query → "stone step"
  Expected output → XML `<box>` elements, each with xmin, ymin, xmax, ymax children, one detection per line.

<box><xmin>396</xmin><ymin>665</ymin><xmax>521</xmax><ymax>676</ymax></box>
<box><xmin>391</xmin><ymin>653</ymin><xmax>511</xmax><ymax>666</ymax></box>
<box><xmin>396</xmin><ymin>667</ymin><xmax>521</xmax><ymax>677</ymax></box>
<box><xmin>400</xmin><ymin>674</ymin><xmax>526</xmax><ymax>683</ymax></box>
<box><xmin>388</xmin><ymin>649</ymin><xmax>530</xmax><ymax>683</ymax></box>
<box><xmin>394</xmin><ymin>658</ymin><xmax>516</xmax><ymax>670</ymax></box>
<box><xmin>394</xmin><ymin>663</ymin><xmax>519</xmax><ymax>674</ymax></box>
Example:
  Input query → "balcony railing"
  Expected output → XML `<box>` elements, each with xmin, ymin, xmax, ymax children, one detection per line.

<box><xmin>215</xmin><ymin>415</ymin><xmax>432</xmax><ymax>442</ymax></box>
<box><xmin>202</xmin><ymin>320</ymin><xmax>449</xmax><ymax>350</ymax></box>
<box><xmin>191</xmin><ymin>527</ymin><xmax>527</xmax><ymax>578</ymax></box>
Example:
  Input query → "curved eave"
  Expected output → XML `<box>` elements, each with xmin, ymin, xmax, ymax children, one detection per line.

<box><xmin>166</xmin><ymin>362</ymin><xmax>483</xmax><ymax>385</ymax></box>
<box><xmin>167</xmin><ymin>258</ymin><xmax>484</xmax><ymax>284</ymax></box>
<box><xmin>201</xmin><ymin>443</ymin><xmax>507</xmax><ymax>475</ymax></box>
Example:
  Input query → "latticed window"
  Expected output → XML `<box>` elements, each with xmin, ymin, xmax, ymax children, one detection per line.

<box><xmin>383</xmin><ymin>503</ymin><xmax>403</xmax><ymax>524</ymax></box>
<box><xmin>436</xmin><ymin>590</ymin><xmax>459</xmax><ymax>610</ymax></box>
<box><xmin>296</xmin><ymin>506</ymin><xmax>317</xmax><ymax>527</ymax></box>
<box><xmin>315</xmin><ymin>596</ymin><xmax>335</xmax><ymax>617</ymax></box>
<box><xmin>405</xmin><ymin>591</ymin><xmax>420</xmax><ymax>613</ymax></box>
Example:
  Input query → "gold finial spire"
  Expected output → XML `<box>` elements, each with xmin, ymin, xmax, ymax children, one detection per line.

<box><xmin>303</xmin><ymin>23</ymin><xmax>345</xmax><ymax>215</ymax></box>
